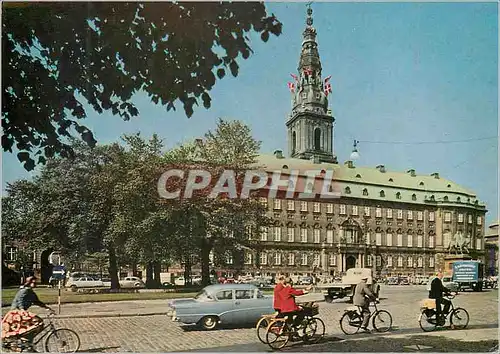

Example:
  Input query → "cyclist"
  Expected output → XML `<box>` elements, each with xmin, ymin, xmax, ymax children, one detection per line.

<box><xmin>273</xmin><ymin>275</ymin><xmax>286</xmax><ymax>318</ymax></box>
<box><xmin>2</xmin><ymin>276</ymin><xmax>53</xmax><ymax>348</ymax></box>
<box><xmin>429</xmin><ymin>271</ymin><xmax>452</xmax><ymax>325</ymax></box>
<box><xmin>353</xmin><ymin>276</ymin><xmax>377</xmax><ymax>333</ymax></box>
<box><xmin>279</xmin><ymin>277</ymin><xmax>312</xmax><ymax>337</ymax></box>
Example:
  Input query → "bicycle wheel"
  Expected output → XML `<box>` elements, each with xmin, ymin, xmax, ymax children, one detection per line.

<box><xmin>419</xmin><ymin>309</ymin><xmax>437</xmax><ymax>332</ymax></box>
<box><xmin>45</xmin><ymin>328</ymin><xmax>81</xmax><ymax>353</ymax></box>
<box><xmin>265</xmin><ymin>320</ymin><xmax>290</xmax><ymax>350</ymax></box>
<box><xmin>450</xmin><ymin>308</ymin><xmax>469</xmax><ymax>329</ymax></box>
<box><xmin>256</xmin><ymin>316</ymin><xmax>271</xmax><ymax>344</ymax></box>
<box><xmin>372</xmin><ymin>310</ymin><xmax>392</xmax><ymax>333</ymax></box>
<box><xmin>340</xmin><ymin>311</ymin><xmax>361</xmax><ymax>335</ymax></box>
<box><xmin>303</xmin><ymin>317</ymin><xmax>325</xmax><ymax>344</ymax></box>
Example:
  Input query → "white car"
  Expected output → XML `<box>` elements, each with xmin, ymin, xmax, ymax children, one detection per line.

<box><xmin>174</xmin><ymin>276</ymin><xmax>202</xmax><ymax>286</ymax></box>
<box><xmin>120</xmin><ymin>276</ymin><xmax>145</xmax><ymax>288</ymax></box>
<box><xmin>66</xmin><ymin>276</ymin><xmax>104</xmax><ymax>290</ymax></box>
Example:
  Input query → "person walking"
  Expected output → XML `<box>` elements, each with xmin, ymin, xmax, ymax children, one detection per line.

<box><xmin>429</xmin><ymin>271</ymin><xmax>451</xmax><ymax>325</ymax></box>
<box><xmin>353</xmin><ymin>276</ymin><xmax>376</xmax><ymax>333</ymax></box>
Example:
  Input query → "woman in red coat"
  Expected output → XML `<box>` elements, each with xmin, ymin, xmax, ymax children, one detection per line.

<box><xmin>279</xmin><ymin>277</ymin><xmax>312</xmax><ymax>334</ymax></box>
<box><xmin>273</xmin><ymin>275</ymin><xmax>285</xmax><ymax>316</ymax></box>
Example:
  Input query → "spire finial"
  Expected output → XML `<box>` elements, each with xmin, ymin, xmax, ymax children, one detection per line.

<box><xmin>306</xmin><ymin>2</ymin><xmax>313</xmax><ymax>26</ymax></box>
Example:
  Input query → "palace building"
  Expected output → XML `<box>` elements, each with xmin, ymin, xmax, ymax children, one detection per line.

<box><xmin>237</xmin><ymin>6</ymin><xmax>487</xmax><ymax>279</ymax></box>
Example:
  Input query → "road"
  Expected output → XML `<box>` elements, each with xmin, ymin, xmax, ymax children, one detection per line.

<box><xmin>26</xmin><ymin>285</ymin><xmax>498</xmax><ymax>352</ymax></box>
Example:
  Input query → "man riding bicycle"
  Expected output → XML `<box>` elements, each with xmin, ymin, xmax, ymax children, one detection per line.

<box><xmin>429</xmin><ymin>272</ymin><xmax>452</xmax><ymax>325</ymax></box>
<box><xmin>353</xmin><ymin>276</ymin><xmax>377</xmax><ymax>333</ymax></box>
<box><xmin>279</xmin><ymin>277</ymin><xmax>312</xmax><ymax>337</ymax></box>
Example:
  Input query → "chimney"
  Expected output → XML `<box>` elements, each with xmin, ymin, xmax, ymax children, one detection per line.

<box><xmin>274</xmin><ymin>150</ymin><xmax>284</xmax><ymax>159</ymax></box>
<box><xmin>431</xmin><ymin>172</ymin><xmax>440</xmax><ymax>179</ymax></box>
<box><xmin>407</xmin><ymin>169</ymin><xmax>416</xmax><ymax>177</ymax></box>
<box><xmin>376</xmin><ymin>165</ymin><xmax>386</xmax><ymax>173</ymax></box>
<box><xmin>344</xmin><ymin>160</ymin><xmax>354</xmax><ymax>169</ymax></box>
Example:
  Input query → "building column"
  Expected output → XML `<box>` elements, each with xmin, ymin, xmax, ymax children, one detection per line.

<box><xmin>357</xmin><ymin>253</ymin><xmax>362</xmax><ymax>267</ymax></box>
<box><xmin>342</xmin><ymin>254</ymin><xmax>346</xmax><ymax>273</ymax></box>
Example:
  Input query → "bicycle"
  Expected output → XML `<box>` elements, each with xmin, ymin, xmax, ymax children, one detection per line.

<box><xmin>419</xmin><ymin>292</ymin><xmax>469</xmax><ymax>332</ymax></box>
<box><xmin>256</xmin><ymin>312</ymin><xmax>278</xmax><ymax>344</ymax></box>
<box><xmin>2</xmin><ymin>312</ymin><xmax>81</xmax><ymax>353</ymax></box>
<box><xmin>339</xmin><ymin>300</ymin><xmax>393</xmax><ymax>335</ymax></box>
<box><xmin>265</xmin><ymin>303</ymin><xmax>325</xmax><ymax>350</ymax></box>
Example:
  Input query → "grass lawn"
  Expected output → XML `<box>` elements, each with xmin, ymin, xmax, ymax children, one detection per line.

<box><xmin>2</xmin><ymin>287</ymin><xmax>275</xmax><ymax>307</ymax></box>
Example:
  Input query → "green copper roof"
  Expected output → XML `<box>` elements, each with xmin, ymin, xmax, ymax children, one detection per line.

<box><xmin>255</xmin><ymin>154</ymin><xmax>485</xmax><ymax>208</ymax></box>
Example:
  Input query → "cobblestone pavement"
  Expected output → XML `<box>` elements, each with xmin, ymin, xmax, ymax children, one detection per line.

<box><xmin>28</xmin><ymin>286</ymin><xmax>498</xmax><ymax>352</ymax></box>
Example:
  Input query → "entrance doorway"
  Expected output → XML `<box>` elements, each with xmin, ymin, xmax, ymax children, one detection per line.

<box><xmin>346</xmin><ymin>255</ymin><xmax>356</xmax><ymax>270</ymax></box>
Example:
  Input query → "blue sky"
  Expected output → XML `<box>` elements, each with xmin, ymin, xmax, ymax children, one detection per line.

<box><xmin>2</xmin><ymin>2</ymin><xmax>498</xmax><ymax>224</ymax></box>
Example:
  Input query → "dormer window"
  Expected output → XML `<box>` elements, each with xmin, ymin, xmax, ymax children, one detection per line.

<box><xmin>430</xmin><ymin>195</ymin><xmax>435</xmax><ymax>201</ymax></box>
<box><xmin>447</xmin><ymin>184</ymin><xmax>451</xmax><ymax>188</ymax></box>
<box><xmin>419</xmin><ymin>182</ymin><xmax>424</xmax><ymax>187</ymax></box>
<box><xmin>356</xmin><ymin>174</ymin><xmax>362</xmax><ymax>178</ymax></box>
<box><xmin>363</xmin><ymin>188</ymin><xmax>368</xmax><ymax>196</ymax></box>
<box><xmin>282</xmin><ymin>165</ymin><xmax>289</xmax><ymax>169</ymax></box>
<box><xmin>345</xmin><ymin>187</ymin><xmax>351</xmax><ymax>194</ymax></box>
<box><xmin>457</xmin><ymin>197</ymin><xmax>461</xmax><ymax>202</ymax></box>
<box><xmin>444</xmin><ymin>196</ymin><xmax>449</xmax><ymax>202</ymax></box>
<box><xmin>388</xmin><ymin>178</ymin><xmax>394</xmax><ymax>182</ymax></box>
<box><xmin>380</xmin><ymin>190</ymin><xmax>385</xmax><ymax>197</ymax></box>
<box><xmin>412</xmin><ymin>194</ymin><xmax>417</xmax><ymax>201</ymax></box>
<box><xmin>396</xmin><ymin>192</ymin><xmax>401</xmax><ymax>200</ymax></box>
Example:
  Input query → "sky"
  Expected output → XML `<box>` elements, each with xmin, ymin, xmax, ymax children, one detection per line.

<box><xmin>2</xmin><ymin>2</ymin><xmax>498</xmax><ymax>224</ymax></box>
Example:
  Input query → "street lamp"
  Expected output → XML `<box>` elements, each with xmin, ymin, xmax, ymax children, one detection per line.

<box><xmin>350</xmin><ymin>140</ymin><xmax>360</xmax><ymax>160</ymax></box>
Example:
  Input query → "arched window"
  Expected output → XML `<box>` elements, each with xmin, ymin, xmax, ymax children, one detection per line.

<box><xmin>292</xmin><ymin>131</ymin><xmax>297</xmax><ymax>154</ymax></box>
<box><xmin>412</xmin><ymin>194</ymin><xmax>417</xmax><ymax>201</ymax></box>
<box><xmin>314</xmin><ymin>128</ymin><xmax>321</xmax><ymax>151</ymax></box>
<box><xmin>444</xmin><ymin>196</ymin><xmax>449</xmax><ymax>202</ymax></box>
<box><xmin>457</xmin><ymin>197</ymin><xmax>461</xmax><ymax>202</ymax></box>
<box><xmin>396</xmin><ymin>192</ymin><xmax>401</xmax><ymax>199</ymax></box>
<box><xmin>345</xmin><ymin>187</ymin><xmax>351</xmax><ymax>194</ymax></box>
<box><xmin>380</xmin><ymin>190</ymin><xmax>385</xmax><ymax>197</ymax></box>
<box><xmin>363</xmin><ymin>188</ymin><xmax>368</xmax><ymax>196</ymax></box>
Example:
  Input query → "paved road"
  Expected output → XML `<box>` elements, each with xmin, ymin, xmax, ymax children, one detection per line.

<box><xmin>24</xmin><ymin>286</ymin><xmax>499</xmax><ymax>352</ymax></box>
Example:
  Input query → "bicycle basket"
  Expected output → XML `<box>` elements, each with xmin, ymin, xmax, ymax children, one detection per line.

<box><xmin>420</xmin><ymin>298</ymin><xmax>436</xmax><ymax>310</ymax></box>
<box><xmin>303</xmin><ymin>306</ymin><xmax>319</xmax><ymax>316</ymax></box>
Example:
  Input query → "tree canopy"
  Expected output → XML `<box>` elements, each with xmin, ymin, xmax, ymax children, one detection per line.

<box><xmin>2</xmin><ymin>2</ymin><xmax>282</xmax><ymax>170</ymax></box>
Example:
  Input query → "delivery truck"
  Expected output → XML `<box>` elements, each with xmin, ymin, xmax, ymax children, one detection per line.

<box><xmin>452</xmin><ymin>260</ymin><xmax>484</xmax><ymax>292</ymax></box>
<box><xmin>316</xmin><ymin>268</ymin><xmax>380</xmax><ymax>303</ymax></box>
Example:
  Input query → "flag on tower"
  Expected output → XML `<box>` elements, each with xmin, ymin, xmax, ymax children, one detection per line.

<box><xmin>324</xmin><ymin>83</ymin><xmax>332</xmax><ymax>96</ymax></box>
<box><xmin>287</xmin><ymin>82</ymin><xmax>296</xmax><ymax>93</ymax></box>
<box><xmin>324</xmin><ymin>75</ymin><xmax>332</xmax><ymax>83</ymax></box>
<box><xmin>290</xmin><ymin>73</ymin><xmax>299</xmax><ymax>81</ymax></box>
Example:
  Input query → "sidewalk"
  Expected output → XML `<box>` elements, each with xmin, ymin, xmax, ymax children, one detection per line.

<box><xmin>1</xmin><ymin>299</ymin><xmax>174</xmax><ymax>319</ymax></box>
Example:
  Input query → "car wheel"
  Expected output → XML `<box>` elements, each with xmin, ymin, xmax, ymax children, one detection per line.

<box><xmin>134</xmin><ymin>283</ymin><xmax>142</xmax><ymax>288</ymax></box>
<box><xmin>199</xmin><ymin>316</ymin><xmax>218</xmax><ymax>330</ymax></box>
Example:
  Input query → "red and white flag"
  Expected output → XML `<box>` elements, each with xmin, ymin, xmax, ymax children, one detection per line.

<box><xmin>324</xmin><ymin>75</ymin><xmax>332</xmax><ymax>83</ymax></box>
<box><xmin>303</xmin><ymin>68</ymin><xmax>313</xmax><ymax>76</ymax></box>
<box><xmin>287</xmin><ymin>82</ymin><xmax>296</xmax><ymax>93</ymax></box>
<box><xmin>290</xmin><ymin>73</ymin><xmax>299</xmax><ymax>81</ymax></box>
<box><xmin>324</xmin><ymin>83</ymin><xmax>332</xmax><ymax>95</ymax></box>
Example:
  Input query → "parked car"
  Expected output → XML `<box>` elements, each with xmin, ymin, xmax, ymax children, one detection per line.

<box><xmin>298</xmin><ymin>276</ymin><xmax>313</xmax><ymax>285</ymax></box>
<box><xmin>66</xmin><ymin>276</ymin><xmax>104</xmax><ymax>290</ymax></box>
<box><xmin>387</xmin><ymin>277</ymin><xmax>399</xmax><ymax>285</ymax></box>
<box><xmin>120</xmin><ymin>276</ymin><xmax>145</xmax><ymax>288</ymax></box>
<box><xmin>247</xmin><ymin>277</ymin><xmax>270</xmax><ymax>288</ymax></box>
<box><xmin>169</xmin><ymin>284</ymin><xmax>274</xmax><ymax>330</ymax></box>
<box><xmin>426</xmin><ymin>276</ymin><xmax>459</xmax><ymax>292</ymax></box>
<box><xmin>399</xmin><ymin>277</ymin><xmax>410</xmax><ymax>285</ymax></box>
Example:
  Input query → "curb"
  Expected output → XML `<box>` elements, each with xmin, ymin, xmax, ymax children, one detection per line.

<box><xmin>40</xmin><ymin>311</ymin><xmax>171</xmax><ymax>319</ymax></box>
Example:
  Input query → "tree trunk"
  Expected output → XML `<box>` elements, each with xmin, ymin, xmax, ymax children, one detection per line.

<box><xmin>145</xmin><ymin>262</ymin><xmax>154</xmax><ymax>288</ymax></box>
<box><xmin>108</xmin><ymin>244</ymin><xmax>120</xmax><ymax>290</ymax></box>
<box><xmin>184</xmin><ymin>257</ymin><xmax>192</xmax><ymax>287</ymax></box>
<box><xmin>201</xmin><ymin>239</ymin><xmax>212</xmax><ymax>287</ymax></box>
<box><xmin>153</xmin><ymin>261</ymin><xmax>161</xmax><ymax>288</ymax></box>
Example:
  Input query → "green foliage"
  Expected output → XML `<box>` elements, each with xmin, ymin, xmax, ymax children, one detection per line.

<box><xmin>2</xmin><ymin>2</ymin><xmax>282</xmax><ymax>171</ymax></box>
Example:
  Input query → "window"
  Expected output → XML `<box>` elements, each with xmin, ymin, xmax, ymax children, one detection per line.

<box><xmin>363</xmin><ymin>188</ymin><xmax>368</xmax><ymax>196</ymax></box>
<box><xmin>376</xmin><ymin>256</ymin><xmax>382</xmax><ymax>267</ymax></box>
<box><xmin>274</xmin><ymin>253</ymin><xmax>282</xmax><ymax>265</ymax></box>
<box><xmin>407</xmin><ymin>234</ymin><xmax>413</xmax><ymax>247</ymax></box>
<box><xmin>226</xmin><ymin>254</ymin><xmax>233</xmax><ymax>264</ymax></box>
<box><xmin>444</xmin><ymin>212</ymin><xmax>451</xmax><ymax>222</ymax></box>
<box><xmin>259</xmin><ymin>197</ymin><xmax>268</xmax><ymax>207</ymax></box>
<box><xmin>429</xmin><ymin>257</ymin><xmax>434</xmax><ymax>268</ymax></box>
<box><xmin>301</xmin><ymin>254</ymin><xmax>308</xmax><ymax>266</ymax></box>
<box><xmin>412</xmin><ymin>194</ymin><xmax>417</xmax><ymax>201</ymax></box>
<box><xmin>260</xmin><ymin>253</ymin><xmax>268</xmax><ymax>265</ymax></box>
<box><xmin>5</xmin><ymin>246</ymin><xmax>18</xmax><ymax>262</ymax></box>
<box><xmin>477</xmin><ymin>216</ymin><xmax>482</xmax><ymax>225</ymax></box>
<box><xmin>476</xmin><ymin>238</ymin><xmax>482</xmax><ymax>250</ymax></box>
<box><xmin>350</xmin><ymin>205</ymin><xmax>358</xmax><ymax>216</ymax></box>
<box><xmin>301</xmin><ymin>228</ymin><xmax>308</xmax><ymax>243</ymax></box>
<box><xmin>375</xmin><ymin>208</ymin><xmax>382</xmax><ymax>218</ymax></box>
<box><xmin>244</xmin><ymin>253</ymin><xmax>253</xmax><ymax>265</ymax></box>
<box><xmin>397</xmin><ymin>256</ymin><xmax>403</xmax><ymax>267</ymax></box>
<box><xmin>326</xmin><ymin>230</ymin><xmax>334</xmax><ymax>244</ymax></box>
<box><xmin>396</xmin><ymin>192</ymin><xmax>401</xmax><ymax>199</ymax></box>
<box><xmin>367</xmin><ymin>256</ymin><xmax>372</xmax><ymax>267</ymax></box>
<box><xmin>300</xmin><ymin>201</ymin><xmax>308</xmax><ymax>212</ymax></box>
<box><xmin>340</xmin><ymin>204</ymin><xmax>346</xmax><ymax>215</ymax></box>
<box><xmin>274</xmin><ymin>227</ymin><xmax>282</xmax><ymax>242</ymax></box>
<box><xmin>387</xmin><ymin>256</ymin><xmax>393</xmax><ymax>267</ymax></box>
<box><xmin>365</xmin><ymin>232</ymin><xmax>370</xmax><ymax>245</ymax></box>
<box><xmin>458</xmin><ymin>214</ymin><xmax>463</xmax><ymax>223</ymax></box>
<box><xmin>260</xmin><ymin>227</ymin><xmax>268</xmax><ymax>241</ymax></box>
<box><xmin>287</xmin><ymin>228</ymin><xmax>295</xmax><ymax>242</ymax></box>
<box><xmin>417</xmin><ymin>211</ymin><xmax>423</xmax><ymax>221</ymax></box>
<box><xmin>387</xmin><ymin>208</ymin><xmax>393</xmax><ymax>219</ymax></box>
<box><xmin>216</xmin><ymin>290</ymin><xmax>233</xmax><ymax>300</ymax></box>
<box><xmin>417</xmin><ymin>257</ymin><xmax>423</xmax><ymax>268</ymax></box>
<box><xmin>326</xmin><ymin>203</ymin><xmax>334</xmax><ymax>214</ymax></box>
<box><xmin>468</xmin><ymin>215</ymin><xmax>473</xmax><ymax>224</ymax></box>
<box><xmin>345</xmin><ymin>187</ymin><xmax>351</xmax><ymax>194</ymax></box>
<box><xmin>274</xmin><ymin>199</ymin><xmax>282</xmax><ymax>210</ymax></box>
<box><xmin>329</xmin><ymin>254</ymin><xmax>336</xmax><ymax>266</ymax></box>
<box><xmin>364</xmin><ymin>207</ymin><xmax>370</xmax><ymax>217</ymax></box>
<box><xmin>313</xmin><ymin>229</ymin><xmax>321</xmax><ymax>243</ymax></box>
<box><xmin>397</xmin><ymin>234</ymin><xmax>403</xmax><ymax>247</ymax></box>
<box><xmin>417</xmin><ymin>235</ymin><xmax>423</xmax><ymax>248</ymax></box>
<box><xmin>397</xmin><ymin>209</ymin><xmax>403</xmax><ymax>219</ymax></box>
<box><xmin>288</xmin><ymin>253</ymin><xmax>295</xmax><ymax>265</ymax></box>
<box><xmin>429</xmin><ymin>236</ymin><xmax>434</xmax><ymax>248</ymax></box>
<box><xmin>314</xmin><ymin>254</ymin><xmax>321</xmax><ymax>267</ymax></box>
<box><xmin>287</xmin><ymin>200</ymin><xmax>295</xmax><ymax>211</ymax></box>
<box><xmin>235</xmin><ymin>290</ymin><xmax>253</xmax><ymax>299</ymax></box>
<box><xmin>380</xmin><ymin>190</ymin><xmax>385</xmax><ymax>198</ymax></box>
<box><xmin>429</xmin><ymin>212</ymin><xmax>435</xmax><ymax>222</ymax></box>
<box><xmin>407</xmin><ymin>257</ymin><xmax>413</xmax><ymax>268</ymax></box>
<box><xmin>386</xmin><ymin>233</ymin><xmax>392</xmax><ymax>247</ymax></box>
<box><xmin>407</xmin><ymin>211</ymin><xmax>413</xmax><ymax>220</ymax></box>
<box><xmin>376</xmin><ymin>233</ymin><xmax>382</xmax><ymax>246</ymax></box>
<box><xmin>313</xmin><ymin>202</ymin><xmax>321</xmax><ymax>213</ymax></box>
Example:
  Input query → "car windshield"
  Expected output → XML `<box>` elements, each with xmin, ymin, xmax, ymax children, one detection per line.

<box><xmin>194</xmin><ymin>290</ymin><xmax>214</xmax><ymax>301</ymax></box>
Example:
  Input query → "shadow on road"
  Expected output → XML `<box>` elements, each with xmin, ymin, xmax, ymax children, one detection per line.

<box><xmin>84</xmin><ymin>346</ymin><xmax>121</xmax><ymax>352</ymax></box>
